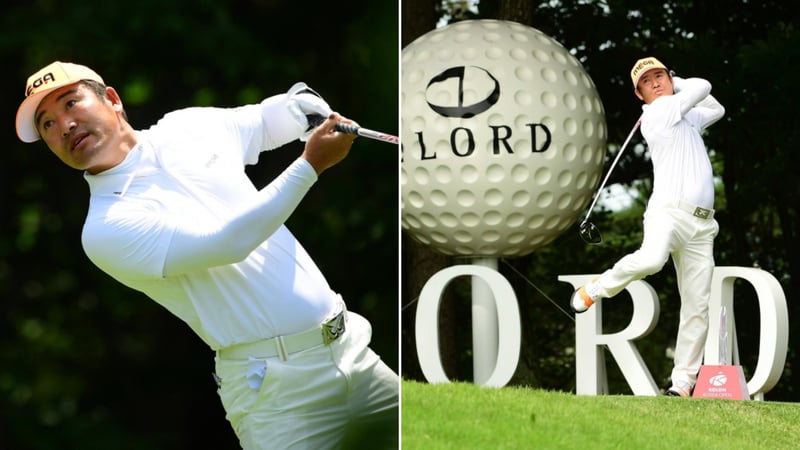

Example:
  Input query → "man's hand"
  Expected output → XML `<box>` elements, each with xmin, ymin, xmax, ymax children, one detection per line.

<box><xmin>301</xmin><ymin>113</ymin><xmax>357</xmax><ymax>175</ymax></box>
<box><xmin>286</xmin><ymin>82</ymin><xmax>334</xmax><ymax>142</ymax></box>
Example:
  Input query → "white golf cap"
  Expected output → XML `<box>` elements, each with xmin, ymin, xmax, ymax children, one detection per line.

<box><xmin>630</xmin><ymin>56</ymin><xmax>668</xmax><ymax>89</ymax></box>
<box><xmin>16</xmin><ymin>61</ymin><xmax>105</xmax><ymax>143</ymax></box>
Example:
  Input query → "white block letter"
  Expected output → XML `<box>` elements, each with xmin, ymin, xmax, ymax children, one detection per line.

<box><xmin>415</xmin><ymin>264</ymin><xmax>521</xmax><ymax>387</ymax></box>
<box><xmin>559</xmin><ymin>275</ymin><xmax>660</xmax><ymax>396</ymax></box>
<box><xmin>705</xmin><ymin>267</ymin><xmax>789</xmax><ymax>397</ymax></box>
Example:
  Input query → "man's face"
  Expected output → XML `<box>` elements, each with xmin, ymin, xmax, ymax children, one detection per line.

<box><xmin>635</xmin><ymin>68</ymin><xmax>673</xmax><ymax>104</ymax></box>
<box><xmin>35</xmin><ymin>83</ymin><xmax>125</xmax><ymax>173</ymax></box>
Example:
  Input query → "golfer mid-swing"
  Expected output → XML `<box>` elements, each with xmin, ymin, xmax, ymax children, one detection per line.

<box><xmin>15</xmin><ymin>61</ymin><xmax>398</xmax><ymax>449</ymax></box>
<box><xmin>570</xmin><ymin>57</ymin><xmax>725</xmax><ymax>397</ymax></box>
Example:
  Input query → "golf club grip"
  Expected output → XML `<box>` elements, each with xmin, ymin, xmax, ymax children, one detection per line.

<box><xmin>306</xmin><ymin>113</ymin><xmax>399</xmax><ymax>144</ymax></box>
<box><xmin>334</xmin><ymin>122</ymin><xmax>359</xmax><ymax>135</ymax></box>
<box><xmin>307</xmin><ymin>113</ymin><xmax>358</xmax><ymax>135</ymax></box>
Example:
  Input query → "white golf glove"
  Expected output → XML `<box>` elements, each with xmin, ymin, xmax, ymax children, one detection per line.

<box><xmin>286</xmin><ymin>82</ymin><xmax>333</xmax><ymax>141</ymax></box>
<box><xmin>671</xmin><ymin>75</ymin><xmax>684</xmax><ymax>93</ymax></box>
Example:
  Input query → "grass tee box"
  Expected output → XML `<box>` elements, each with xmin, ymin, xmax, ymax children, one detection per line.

<box><xmin>401</xmin><ymin>380</ymin><xmax>800</xmax><ymax>449</ymax></box>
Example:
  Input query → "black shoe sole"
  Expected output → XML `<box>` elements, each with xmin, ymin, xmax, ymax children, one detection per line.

<box><xmin>664</xmin><ymin>388</ymin><xmax>691</xmax><ymax>397</ymax></box>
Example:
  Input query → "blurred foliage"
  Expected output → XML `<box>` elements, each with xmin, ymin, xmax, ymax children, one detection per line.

<box><xmin>0</xmin><ymin>1</ymin><xmax>398</xmax><ymax>448</ymax></box>
<box><xmin>402</xmin><ymin>0</ymin><xmax>799</xmax><ymax>402</ymax></box>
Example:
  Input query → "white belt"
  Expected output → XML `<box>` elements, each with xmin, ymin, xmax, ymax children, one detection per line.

<box><xmin>218</xmin><ymin>304</ymin><xmax>346</xmax><ymax>361</ymax></box>
<box><xmin>676</xmin><ymin>200</ymin><xmax>714</xmax><ymax>220</ymax></box>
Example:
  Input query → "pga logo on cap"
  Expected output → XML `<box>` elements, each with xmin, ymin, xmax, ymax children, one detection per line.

<box><xmin>26</xmin><ymin>72</ymin><xmax>57</xmax><ymax>97</ymax></box>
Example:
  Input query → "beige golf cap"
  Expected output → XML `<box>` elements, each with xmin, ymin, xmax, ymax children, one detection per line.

<box><xmin>16</xmin><ymin>61</ymin><xmax>105</xmax><ymax>143</ymax></box>
<box><xmin>630</xmin><ymin>56</ymin><xmax>668</xmax><ymax>89</ymax></box>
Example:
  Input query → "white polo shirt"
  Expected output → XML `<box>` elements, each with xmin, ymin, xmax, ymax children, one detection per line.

<box><xmin>81</xmin><ymin>97</ymin><xmax>340</xmax><ymax>350</ymax></box>
<box><xmin>640</xmin><ymin>77</ymin><xmax>724</xmax><ymax>211</ymax></box>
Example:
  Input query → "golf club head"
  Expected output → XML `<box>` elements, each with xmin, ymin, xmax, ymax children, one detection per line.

<box><xmin>579</xmin><ymin>221</ymin><xmax>602</xmax><ymax>245</ymax></box>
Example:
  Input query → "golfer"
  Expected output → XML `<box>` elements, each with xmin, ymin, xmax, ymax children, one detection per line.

<box><xmin>15</xmin><ymin>61</ymin><xmax>398</xmax><ymax>448</ymax></box>
<box><xmin>570</xmin><ymin>57</ymin><xmax>725</xmax><ymax>397</ymax></box>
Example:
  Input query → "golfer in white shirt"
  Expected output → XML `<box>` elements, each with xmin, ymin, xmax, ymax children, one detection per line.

<box><xmin>16</xmin><ymin>61</ymin><xmax>398</xmax><ymax>449</ymax></box>
<box><xmin>571</xmin><ymin>57</ymin><xmax>725</xmax><ymax>397</ymax></box>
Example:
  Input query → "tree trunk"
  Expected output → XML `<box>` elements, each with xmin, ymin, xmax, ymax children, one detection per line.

<box><xmin>401</xmin><ymin>0</ymin><xmax>463</xmax><ymax>381</ymax></box>
<box><xmin>401</xmin><ymin>0</ymin><xmax>439</xmax><ymax>47</ymax></box>
<box><xmin>498</xmin><ymin>0</ymin><xmax>534</xmax><ymax>24</ymax></box>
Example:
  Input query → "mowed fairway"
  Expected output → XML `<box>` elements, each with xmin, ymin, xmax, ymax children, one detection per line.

<box><xmin>401</xmin><ymin>380</ymin><xmax>800</xmax><ymax>449</ymax></box>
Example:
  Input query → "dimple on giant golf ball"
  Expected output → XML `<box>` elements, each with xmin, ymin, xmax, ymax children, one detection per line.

<box><xmin>402</xmin><ymin>20</ymin><xmax>607</xmax><ymax>257</ymax></box>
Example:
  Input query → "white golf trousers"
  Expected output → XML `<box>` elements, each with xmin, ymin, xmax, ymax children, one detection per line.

<box><xmin>596</xmin><ymin>205</ymin><xmax>719</xmax><ymax>388</ymax></box>
<box><xmin>214</xmin><ymin>312</ymin><xmax>398</xmax><ymax>449</ymax></box>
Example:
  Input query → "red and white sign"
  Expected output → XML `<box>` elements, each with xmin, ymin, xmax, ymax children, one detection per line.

<box><xmin>693</xmin><ymin>365</ymin><xmax>750</xmax><ymax>400</ymax></box>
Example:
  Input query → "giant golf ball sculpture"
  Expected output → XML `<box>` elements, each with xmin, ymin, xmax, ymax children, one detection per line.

<box><xmin>404</xmin><ymin>20</ymin><xmax>607</xmax><ymax>387</ymax></box>
<box><xmin>402</xmin><ymin>20</ymin><xmax>607</xmax><ymax>256</ymax></box>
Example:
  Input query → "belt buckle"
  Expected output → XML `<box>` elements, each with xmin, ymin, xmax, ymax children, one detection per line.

<box><xmin>693</xmin><ymin>207</ymin><xmax>710</xmax><ymax>219</ymax></box>
<box><xmin>322</xmin><ymin>311</ymin><xmax>346</xmax><ymax>345</ymax></box>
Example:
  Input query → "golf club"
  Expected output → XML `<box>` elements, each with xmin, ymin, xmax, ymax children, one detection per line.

<box><xmin>578</xmin><ymin>116</ymin><xmax>642</xmax><ymax>244</ymax></box>
<box><xmin>307</xmin><ymin>114</ymin><xmax>399</xmax><ymax>145</ymax></box>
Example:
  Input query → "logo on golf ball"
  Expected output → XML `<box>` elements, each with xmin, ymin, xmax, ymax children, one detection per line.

<box><xmin>709</xmin><ymin>373</ymin><xmax>728</xmax><ymax>387</ymax></box>
<box><xmin>402</xmin><ymin>20</ymin><xmax>607</xmax><ymax>257</ymax></box>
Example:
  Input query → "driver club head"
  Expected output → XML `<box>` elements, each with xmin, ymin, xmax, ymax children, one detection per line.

<box><xmin>579</xmin><ymin>220</ymin><xmax>603</xmax><ymax>245</ymax></box>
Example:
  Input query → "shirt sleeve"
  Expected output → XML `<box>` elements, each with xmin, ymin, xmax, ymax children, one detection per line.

<box><xmin>154</xmin><ymin>92</ymin><xmax>307</xmax><ymax>168</ymax></box>
<box><xmin>672</xmin><ymin>76</ymin><xmax>725</xmax><ymax>129</ymax></box>
<box><xmin>672</xmin><ymin>77</ymin><xmax>711</xmax><ymax>114</ymax></box>
<box><xmin>240</xmin><ymin>91</ymin><xmax>310</xmax><ymax>165</ymax></box>
<box><xmin>82</xmin><ymin>202</ymin><xmax>175</xmax><ymax>283</ymax></box>
<box><xmin>643</xmin><ymin>77</ymin><xmax>725</xmax><ymax>133</ymax></box>
<box><xmin>160</xmin><ymin>157</ymin><xmax>318</xmax><ymax>276</ymax></box>
<box><xmin>688</xmin><ymin>94</ymin><xmax>725</xmax><ymax>130</ymax></box>
<box><xmin>83</xmin><ymin>98</ymin><xmax>316</xmax><ymax>282</ymax></box>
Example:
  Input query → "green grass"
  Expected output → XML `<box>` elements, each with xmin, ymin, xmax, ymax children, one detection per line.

<box><xmin>401</xmin><ymin>380</ymin><xmax>800</xmax><ymax>449</ymax></box>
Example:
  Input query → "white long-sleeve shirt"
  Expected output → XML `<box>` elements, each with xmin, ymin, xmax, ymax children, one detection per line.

<box><xmin>81</xmin><ymin>94</ymin><xmax>340</xmax><ymax>350</ymax></box>
<box><xmin>640</xmin><ymin>76</ymin><xmax>725</xmax><ymax>210</ymax></box>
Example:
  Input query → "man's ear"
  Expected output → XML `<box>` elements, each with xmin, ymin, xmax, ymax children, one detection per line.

<box><xmin>634</xmin><ymin>88</ymin><xmax>644</xmax><ymax>101</ymax></box>
<box><xmin>104</xmin><ymin>86</ymin><xmax>123</xmax><ymax>111</ymax></box>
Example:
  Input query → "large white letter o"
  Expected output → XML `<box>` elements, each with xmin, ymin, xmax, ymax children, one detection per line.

<box><xmin>415</xmin><ymin>265</ymin><xmax>521</xmax><ymax>387</ymax></box>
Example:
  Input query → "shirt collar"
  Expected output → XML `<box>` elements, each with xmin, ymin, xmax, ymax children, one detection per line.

<box><xmin>84</xmin><ymin>133</ymin><xmax>159</xmax><ymax>197</ymax></box>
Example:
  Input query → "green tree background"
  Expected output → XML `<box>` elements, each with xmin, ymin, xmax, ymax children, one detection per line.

<box><xmin>402</xmin><ymin>0</ymin><xmax>799</xmax><ymax>402</ymax></box>
<box><xmin>0</xmin><ymin>1</ymin><xmax>398</xmax><ymax>448</ymax></box>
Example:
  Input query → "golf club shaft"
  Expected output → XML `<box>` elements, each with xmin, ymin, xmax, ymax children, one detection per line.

<box><xmin>334</xmin><ymin>122</ymin><xmax>399</xmax><ymax>144</ymax></box>
<box><xmin>582</xmin><ymin>116</ymin><xmax>642</xmax><ymax>223</ymax></box>
<box><xmin>308</xmin><ymin>114</ymin><xmax>398</xmax><ymax>144</ymax></box>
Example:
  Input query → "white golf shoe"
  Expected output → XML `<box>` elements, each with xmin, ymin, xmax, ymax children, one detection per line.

<box><xmin>570</xmin><ymin>279</ymin><xmax>602</xmax><ymax>314</ymax></box>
